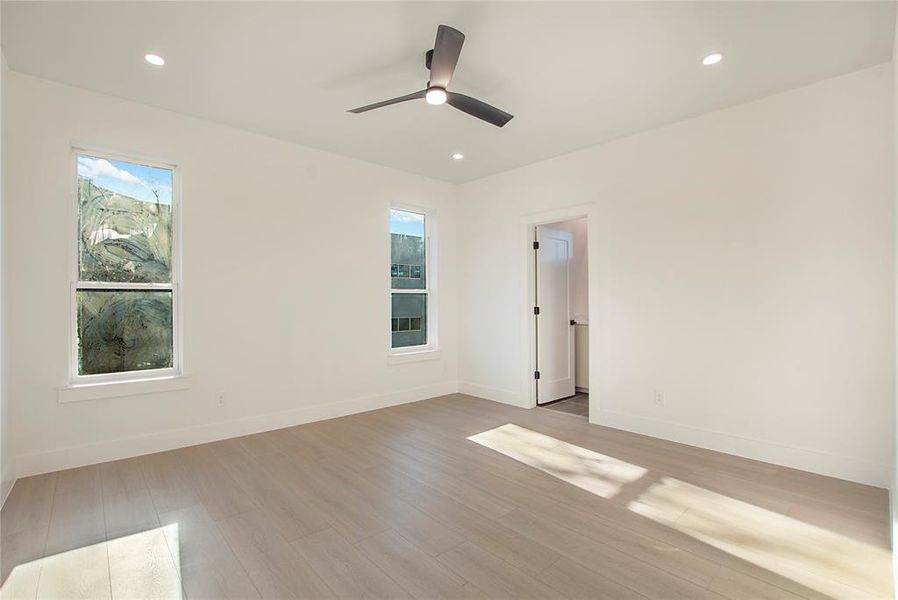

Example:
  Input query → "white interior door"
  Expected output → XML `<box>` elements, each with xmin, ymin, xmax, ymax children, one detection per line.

<box><xmin>535</xmin><ymin>225</ymin><xmax>575</xmax><ymax>404</ymax></box>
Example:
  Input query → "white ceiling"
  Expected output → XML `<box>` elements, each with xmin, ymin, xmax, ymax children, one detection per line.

<box><xmin>2</xmin><ymin>1</ymin><xmax>895</xmax><ymax>183</ymax></box>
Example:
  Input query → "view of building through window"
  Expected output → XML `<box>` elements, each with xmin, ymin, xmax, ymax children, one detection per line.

<box><xmin>75</xmin><ymin>154</ymin><xmax>176</xmax><ymax>376</ymax></box>
<box><xmin>390</xmin><ymin>209</ymin><xmax>427</xmax><ymax>348</ymax></box>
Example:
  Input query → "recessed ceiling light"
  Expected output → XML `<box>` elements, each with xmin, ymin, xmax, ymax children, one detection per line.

<box><xmin>451</xmin><ymin>153</ymin><xmax>464</xmax><ymax>160</ymax></box>
<box><xmin>425</xmin><ymin>87</ymin><xmax>448</xmax><ymax>105</ymax></box>
<box><xmin>144</xmin><ymin>53</ymin><xmax>165</xmax><ymax>67</ymax></box>
<box><xmin>702</xmin><ymin>52</ymin><xmax>723</xmax><ymax>66</ymax></box>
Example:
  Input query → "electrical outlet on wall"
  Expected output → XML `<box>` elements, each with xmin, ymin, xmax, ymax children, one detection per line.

<box><xmin>653</xmin><ymin>390</ymin><xmax>664</xmax><ymax>406</ymax></box>
<box><xmin>215</xmin><ymin>392</ymin><xmax>227</xmax><ymax>408</ymax></box>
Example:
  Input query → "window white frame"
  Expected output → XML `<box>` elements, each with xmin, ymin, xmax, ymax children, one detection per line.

<box><xmin>389</xmin><ymin>203</ymin><xmax>437</xmax><ymax>356</ymax></box>
<box><xmin>69</xmin><ymin>147</ymin><xmax>183</xmax><ymax>385</ymax></box>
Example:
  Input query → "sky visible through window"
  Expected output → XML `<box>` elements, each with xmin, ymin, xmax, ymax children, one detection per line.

<box><xmin>390</xmin><ymin>209</ymin><xmax>424</xmax><ymax>237</ymax></box>
<box><xmin>78</xmin><ymin>155</ymin><xmax>173</xmax><ymax>204</ymax></box>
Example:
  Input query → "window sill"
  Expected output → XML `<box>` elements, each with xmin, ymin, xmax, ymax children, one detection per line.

<box><xmin>388</xmin><ymin>349</ymin><xmax>441</xmax><ymax>365</ymax></box>
<box><xmin>58</xmin><ymin>374</ymin><xmax>192</xmax><ymax>404</ymax></box>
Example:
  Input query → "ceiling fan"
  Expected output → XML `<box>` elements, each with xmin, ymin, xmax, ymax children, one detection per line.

<box><xmin>348</xmin><ymin>25</ymin><xmax>514</xmax><ymax>128</ymax></box>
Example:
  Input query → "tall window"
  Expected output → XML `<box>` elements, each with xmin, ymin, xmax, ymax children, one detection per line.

<box><xmin>390</xmin><ymin>208</ymin><xmax>431</xmax><ymax>351</ymax></box>
<box><xmin>73</xmin><ymin>152</ymin><xmax>179</xmax><ymax>381</ymax></box>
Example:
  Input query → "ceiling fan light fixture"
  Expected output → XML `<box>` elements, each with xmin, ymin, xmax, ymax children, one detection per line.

<box><xmin>425</xmin><ymin>87</ymin><xmax>448</xmax><ymax>105</ymax></box>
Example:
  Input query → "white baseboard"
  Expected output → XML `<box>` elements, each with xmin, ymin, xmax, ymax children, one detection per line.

<box><xmin>18</xmin><ymin>383</ymin><xmax>886</xmax><ymax>490</ymax></box>
<box><xmin>15</xmin><ymin>381</ymin><xmax>458</xmax><ymax>478</ymax></box>
<box><xmin>594</xmin><ymin>409</ymin><xmax>890</xmax><ymax>488</ymax></box>
<box><xmin>457</xmin><ymin>382</ymin><xmax>526</xmax><ymax>408</ymax></box>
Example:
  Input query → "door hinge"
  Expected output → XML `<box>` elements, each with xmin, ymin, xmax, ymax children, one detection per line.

<box><xmin>533</xmin><ymin>241</ymin><xmax>539</xmax><ymax>250</ymax></box>
<box><xmin>533</xmin><ymin>306</ymin><xmax>540</xmax><ymax>315</ymax></box>
<box><xmin>534</xmin><ymin>370</ymin><xmax>540</xmax><ymax>380</ymax></box>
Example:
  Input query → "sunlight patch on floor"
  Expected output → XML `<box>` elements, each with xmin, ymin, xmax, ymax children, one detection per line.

<box><xmin>469</xmin><ymin>424</ymin><xmax>893</xmax><ymax>600</ymax></box>
<box><xmin>2</xmin><ymin>524</ymin><xmax>182</xmax><ymax>600</ymax></box>
<box><xmin>629</xmin><ymin>477</ymin><xmax>892</xmax><ymax>598</ymax></box>
<box><xmin>467</xmin><ymin>423</ymin><xmax>647</xmax><ymax>499</ymax></box>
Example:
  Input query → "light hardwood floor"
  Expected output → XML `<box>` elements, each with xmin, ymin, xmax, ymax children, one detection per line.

<box><xmin>0</xmin><ymin>394</ymin><xmax>892</xmax><ymax>599</ymax></box>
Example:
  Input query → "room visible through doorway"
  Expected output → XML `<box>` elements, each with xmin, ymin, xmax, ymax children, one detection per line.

<box><xmin>533</xmin><ymin>216</ymin><xmax>589</xmax><ymax>417</ymax></box>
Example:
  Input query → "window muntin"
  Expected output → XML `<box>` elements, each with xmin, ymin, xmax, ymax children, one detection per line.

<box><xmin>74</xmin><ymin>152</ymin><xmax>178</xmax><ymax>379</ymax></box>
<box><xmin>390</xmin><ymin>209</ymin><xmax>429</xmax><ymax>350</ymax></box>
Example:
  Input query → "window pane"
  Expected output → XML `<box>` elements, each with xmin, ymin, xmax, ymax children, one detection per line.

<box><xmin>390</xmin><ymin>209</ymin><xmax>425</xmax><ymax>290</ymax></box>
<box><xmin>78</xmin><ymin>155</ymin><xmax>173</xmax><ymax>283</ymax></box>
<box><xmin>391</xmin><ymin>293</ymin><xmax>426</xmax><ymax>348</ymax></box>
<box><xmin>77</xmin><ymin>289</ymin><xmax>173</xmax><ymax>375</ymax></box>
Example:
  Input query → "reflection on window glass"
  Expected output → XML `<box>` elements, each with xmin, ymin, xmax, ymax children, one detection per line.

<box><xmin>391</xmin><ymin>318</ymin><xmax>423</xmax><ymax>332</ymax></box>
<box><xmin>76</xmin><ymin>154</ymin><xmax>177</xmax><ymax>378</ymax></box>
<box><xmin>391</xmin><ymin>293</ymin><xmax>426</xmax><ymax>348</ymax></box>
<box><xmin>77</xmin><ymin>290</ymin><xmax>173</xmax><ymax>375</ymax></box>
<box><xmin>390</xmin><ymin>209</ymin><xmax>428</xmax><ymax>349</ymax></box>
<box><xmin>78</xmin><ymin>155</ymin><xmax>173</xmax><ymax>283</ymax></box>
<box><xmin>390</xmin><ymin>210</ymin><xmax>425</xmax><ymax>291</ymax></box>
<box><xmin>390</xmin><ymin>264</ymin><xmax>424</xmax><ymax>279</ymax></box>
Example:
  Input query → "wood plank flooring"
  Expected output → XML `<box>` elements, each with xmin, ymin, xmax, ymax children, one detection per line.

<box><xmin>541</xmin><ymin>394</ymin><xmax>589</xmax><ymax>418</ymax></box>
<box><xmin>0</xmin><ymin>394</ymin><xmax>892</xmax><ymax>599</ymax></box>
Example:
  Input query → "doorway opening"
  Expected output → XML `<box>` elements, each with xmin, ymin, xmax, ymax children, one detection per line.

<box><xmin>532</xmin><ymin>217</ymin><xmax>589</xmax><ymax>417</ymax></box>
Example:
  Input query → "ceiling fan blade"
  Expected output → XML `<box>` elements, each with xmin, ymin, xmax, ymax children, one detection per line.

<box><xmin>348</xmin><ymin>90</ymin><xmax>426</xmax><ymax>113</ymax></box>
<box><xmin>429</xmin><ymin>25</ymin><xmax>465</xmax><ymax>89</ymax></box>
<box><xmin>447</xmin><ymin>92</ymin><xmax>514</xmax><ymax>127</ymax></box>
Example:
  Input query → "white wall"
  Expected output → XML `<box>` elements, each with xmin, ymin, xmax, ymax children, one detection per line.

<box><xmin>5</xmin><ymin>72</ymin><xmax>458</xmax><ymax>477</ymax></box>
<box><xmin>458</xmin><ymin>64</ymin><xmax>895</xmax><ymax>487</ymax></box>
<box><xmin>0</xmin><ymin>46</ymin><xmax>13</xmax><ymax>502</ymax></box>
<box><xmin>891</xmin><ymin>10</ymin><xmax>898</xmax><ymax>589</ymax></box>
